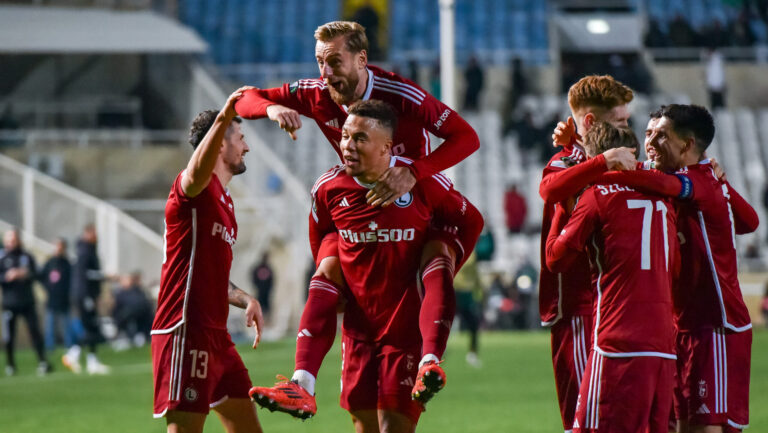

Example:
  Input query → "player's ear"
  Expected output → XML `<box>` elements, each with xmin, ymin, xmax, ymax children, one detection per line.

<box><xmin>583</xmin><ymin>112</ymin><xmax>595</xmax><ymax>130</ymax></box>
<box><xmin>357</xmin><ymin>49</ymin><xmax>368</xmax><ymax>68</ymax></box>
<box><xmin>382</xmin><ymin>139</ymin><xmax>392</xmax><ymax>156</ymax></box>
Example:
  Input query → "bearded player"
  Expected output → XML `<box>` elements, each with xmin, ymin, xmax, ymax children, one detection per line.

<box><xmin>236</xmin><ymin>21</ymin><xmax>480</xmax><ymax>416</ymax></box>
<box><xmin>152</xmin><ymin>87</ymin><xmax>265</xmax><ymax>433</ymax></box>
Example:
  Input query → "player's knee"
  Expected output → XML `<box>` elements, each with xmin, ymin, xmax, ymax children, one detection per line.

<box><xmin>314</xmin><ymin>256</ymin><xmax>344</xmax><ymax>287</ymax></box>
<box><xmin>420</xmin><ymin>240</ymin><xmax>456</xmax><ymax>270</ymax></box>
<box><xmin>350</xmin><ymin>410</ymin><xmax>379</xmax><ymax>433</ymax></box>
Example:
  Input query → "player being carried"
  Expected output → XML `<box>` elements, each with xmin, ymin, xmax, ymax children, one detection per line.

<box><xmin>151</xmin><ymin>87</ymin><xmax>265</xmax><ymax>433</ymax></box>
<box><xmin>236</xmin><ymin>21</ymin><xmax>480</xmax><ymax>417</ymax></box>
<box><xmin>252</xmin><ymin>100</ymin><xmax>483</xmax><ymax>430</ymax></box>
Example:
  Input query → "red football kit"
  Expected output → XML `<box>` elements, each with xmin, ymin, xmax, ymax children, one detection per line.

<box><xmin>538</xmin><ymin>143</ymin><xmax>595</xmax><ymax>431</ymax></box>
<box><xmin>309</xmin><ymin>157</ymin><xmax>483</xmax><ymax>421</ymax></box>
<box><xmin>151</xmin><ymin>172</ymin><xmax>250</xmax><ymax>417</ymax></box>
<box><xmin>547</xmin><ymin>181</ymin><xmax>679</xmax><ymax>433</ymax></box>
<box><xmin>235</xmin><ymin>64</ymin><xmax>479</xmax><ymax>181</ymax></box>
<box><xmin>672</xmin><ymin>160</ymin><xmax>758</xmax><ymax>431</ymax></box>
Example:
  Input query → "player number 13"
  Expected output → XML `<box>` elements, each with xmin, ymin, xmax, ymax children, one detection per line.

<box><xmin>189</xmin><ymin>349</ymin><xmax>209</xmax><ymax>379</ymax></box>
<box><xmin>626</xmin><ymin>199</ymin><xmax>669</xmax><ymax>271</ymax></box>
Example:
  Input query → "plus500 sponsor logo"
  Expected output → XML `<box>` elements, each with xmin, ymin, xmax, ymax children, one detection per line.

<box><xmin>339</xmin><ymin>228</ymin><xmax>416</xmax><ymax>243</ymax></box>
<box><xmin>212</xmin><ymin>222</ymin><xmax>236</xmax><ymax>247</ymax></box>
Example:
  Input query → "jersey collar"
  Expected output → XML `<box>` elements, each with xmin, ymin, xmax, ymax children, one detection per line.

<box><xmin>341</xmin><ymin>68</ymin><xmax>374</xmax><ymax>113</ymax></box>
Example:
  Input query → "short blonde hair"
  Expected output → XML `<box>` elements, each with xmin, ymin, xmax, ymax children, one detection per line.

<box><xmin>582</xmin><ymin>121</ymin><xmax>639</xmax><ymax>158</ymax></box>
<box><xmin>314</xmin><ymin>21</ymin><xmax>368</xmax><ymax>53</ymax></box>
<box><xmin>568</xmin><ymin>75</ymin><xmax>634</xmax><ymax>114</ymax></box>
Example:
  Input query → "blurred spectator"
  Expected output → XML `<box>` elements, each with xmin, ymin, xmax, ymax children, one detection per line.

<box><xmin>429</xmin><ymin>62</ymin><xmax>441</xmax><ymax>100</ymax></box>
<box><xmin>40</xmin><ymin>237</ymin><xmax>74</xmax><ymax>350</ymax></box>
<box><xmin>462</xmin><ymin>56</ymin><xmax>485</xmax><ymax>112</ymax></box>
<box><xmin>484</xmin><ymin>273</ymin><xmax>510</xmax><ymax>328</ymax></box>
<box><xmin>475</xmin><ymin>226</ymin><xmax>495</xmax><ymax>262</ymax></box>
<box><xmin>251</xmin><ymin>252</ymin><xmax>274</xmax><ymax>318</ymax></box>
<box><xmin>645</xmin><ymin>17</ymin><xmax>669</xmax><ymax>47</ymax></box>
<box><xmin>705</xmin><ymin>48</ymin><xmax>727</xmax><ymax>109</ymax></box>
<box><xmin>504</xmin><ymin>185</ymin><xmax>528</xmax><ymax>234</ymax></box>
<box><xmin>112</xmin><ymin>272</ymin><xmax>152</xmax><ymax>349</ymax></box>
<box><xmin>350</xmin><ymin>0</ymin><xmax>382</xmax><ymax>60</ymax></box>
<box><xmin>513</xmin><ymin>259</ymin><xmax>538</xmax><ymax>329</ymax></box>
<box><xmin>501</xmin><ymin>58</ymin><xmax>529</xmax><ymax>133</ymax></box>
<box><xmin>700</xmin><ymin>19</ymin><xmax>731</xmax><ymax>48</ymax></box>
<box><xmin>406</xmin><ymin>59</ymin><xmax>420</xmax><ymax>84</ymax></box>
<box><xmin>453</xmin><ymin>252</ymin><xmax>483</xmax><ymax>367</ymax></box>
<box><xmin>731</xmin><ymin>9</ymin><xmax>757</xmax><ymax>46</ymax></box>
<box><xmin>1</xmin><ymin>229</ymin><xmax>51</xmax><ymax>376</ymax></box>
<box><xmin>62</xmin><ymin>224</ymin><xmax>110</xmax><ymax>375</ymax></box>
<box><xmin>669</xmin><ymin>13</ymin><xmax>699</xmax><ymax>47</ymax></box>
<box><xmin>505</xmin><ymin>110</ymin><xmax>538</xmax><ymax>144</ymax></box>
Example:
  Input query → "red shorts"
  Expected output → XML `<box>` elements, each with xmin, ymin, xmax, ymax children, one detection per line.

<box><xmin>575</xmin><ymin>352</ymin><xmax>674</xmax><ymax>433</ymax></box>
<box><xmin>339</xmin><ymin>333</ymin><xmax>423</xmax><ymax>423</ymax></box>
<box><xmin>550</xmin><ymin>315</ymin><xmax>593</xmax><ymax>431</ymax></box>
<box><xmin>315</xmin><ymin>222</ymin><xmax>477</xmax><ymax>273</ymax></box>
<box><xmin>151</xmin><ymin>325</ymin><xmax>251</xmax><ymax>417</ymax></box>
<box><xmin>675</xmin><ymin>328</ymin><xmax>751</xmax><ymax>432</ymax></box>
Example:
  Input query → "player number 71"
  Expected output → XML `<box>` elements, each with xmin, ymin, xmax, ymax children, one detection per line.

<box><xmin>626</xmin><ymin>199</ymin><xmax>669</xmax><ymax>271</ymax></box>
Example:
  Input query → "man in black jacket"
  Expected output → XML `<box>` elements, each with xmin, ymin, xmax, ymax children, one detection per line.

<box><xmin>40</xmin><ymin>238</ymin><xmax>73</xmax><ymax>349</ymax></box>
<box><xmin>62</xmin><ymin>225</ymin><xmax>110</xmax><ymax>375</ymax></box>
<box><xmin>1</xmin><ymin>228</ymin><xmax>51</xmax><ymax>376</ymax></box>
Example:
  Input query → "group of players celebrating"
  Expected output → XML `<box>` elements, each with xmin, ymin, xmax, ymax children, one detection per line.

<box><xmin>541</xmin><ymin>77</ymin><xmax>757</xmax><ymax>433</ymax></box>
<box><xmin>149</xmin><ymin>19</ymin><xmax>757</xmax><ymax>433</ymax></box>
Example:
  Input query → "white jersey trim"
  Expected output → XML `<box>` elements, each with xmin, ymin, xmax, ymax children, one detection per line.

<box><xmin>209</xmin><ymin>395</ymin><xmax>230</xmax><ymax>408</ymax></box>
<box><xmin>153</xmin><ymin>408</ymin><xmax>168</xmax><ymax>419</ymax></box>
<box><xmin>727</xmin><ymin>420</ymin><xmax>748</xmax><ymax>429</ymax></box>
<box><xmin>362</xmin><ymin>68</ymin><xmax>374</xmax><ymax>101</ymax></box>
<box><xmin>698</xmin><ymin>211</ymin><xmax>752</xmax><ymax>333</ymax></box>
<box><xmin>374</xmin><ymin>74</ymin><xmax>426</xmax><ymax>98</ymax></box>
<box><xmin>311</xmin><ymin>166</ymin><xmax>345</xmax><ymax>195</ymax></box>
<box><xmin>595</xmin><ymin>346</ymin><xmax>676</xmax><ymax>359</ymax></box>
<box><xmin>572</xmin><ymin>316</ymin><xmax>589</xmax><ymax>383</ymax></box>
<box><xmin>151</xmin><ymin>208</ymin><xmax>198</xmax><ymax>335</ymax></box>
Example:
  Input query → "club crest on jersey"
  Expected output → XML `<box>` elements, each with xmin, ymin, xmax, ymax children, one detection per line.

<box><xmin>394</xmin><ymin>192</ymin><xmax>413</xmax><ymax>208</ymax></box>
<box><xmin>184</xmin><ymin>386</ymin><xmax>199</xmax><ymax>402</ymax></box>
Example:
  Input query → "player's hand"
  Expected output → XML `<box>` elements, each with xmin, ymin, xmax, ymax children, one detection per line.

<box><xmin>223</xmin><ymin>86</ymin><xmax>255</xmax><ymax>119</ymax></box>
<box><xmin>552</xmin><ymin>116</ymin><xmax>581</xmax><ymax>148</ymax></box>
<box><xmin>366</xmin><ymin>166</ymin><xmax>417</xmax><ymax>207</ymax></box>
<box><xmin>266</xmin><ymin>104</ymin><xmax>302</xmax><ymax>140</ymax></box>
<box><xmin>709</xmin><ymin>156</ymin><xmax>727</xmax><ymax>182</ymax></box>
<box><xmin>245</xmin><ymin>298</ymin><xmax>264</xmax><ymax>349</ymax></box>
<box><xmin>603</xmin><ymin>147</ymin><xmax>637</xmax><ymax>171</ymax></box>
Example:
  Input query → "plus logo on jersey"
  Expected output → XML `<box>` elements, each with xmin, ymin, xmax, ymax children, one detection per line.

<box><xmin>339</xmin><ymin>224</ymin><xmax>416</xmax><ymax>244</ymax></box>
<box><xmin>212</xmin><ymin>222</ymin><xmax>236</xmax><ymax>247</ymax></box>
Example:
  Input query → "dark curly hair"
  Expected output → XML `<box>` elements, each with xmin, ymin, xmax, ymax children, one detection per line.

<box><xmin>188</xmin><ymin>110</ymin><xmax>242</xmax><ymax>149</ymax></box>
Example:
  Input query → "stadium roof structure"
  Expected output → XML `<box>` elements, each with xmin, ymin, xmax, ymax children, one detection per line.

<box><xmin>0</xmin><ymin>6</ymin><xmax>207</xmax><ymax>54</ymax></box>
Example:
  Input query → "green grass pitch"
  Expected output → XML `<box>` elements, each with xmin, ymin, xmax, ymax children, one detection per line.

<box><xmin>1</xmin><ymin>330</ymin><xmax>766</xmax><ymax>432</ymax></box>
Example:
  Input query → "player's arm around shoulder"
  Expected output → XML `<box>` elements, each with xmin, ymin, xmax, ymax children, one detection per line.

<box><xmin>182</xmin><ymin>86</ymin><xmax>252</xmax><ymax>198</ymax></box>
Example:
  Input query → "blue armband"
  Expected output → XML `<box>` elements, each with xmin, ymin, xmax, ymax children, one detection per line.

<box><xmin>675</xmin><ymin>174</ymin><xmax>693</xmax><ymax>199</ymax></box>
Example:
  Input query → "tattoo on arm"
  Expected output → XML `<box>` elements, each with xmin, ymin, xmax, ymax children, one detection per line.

<box><xmin>228</xmin><ymin>281</ymin><xmax>253</xmax><ymax>309</ymax></box>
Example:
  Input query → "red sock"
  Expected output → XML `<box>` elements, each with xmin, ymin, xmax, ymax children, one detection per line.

<box><xmin>419</xmin><ymin>256</ymin><xmax>456</xmax><ymax>360</ymax></box>
<box><xmin>294</xmin><ymin>276</ymin><xmax>341</xmax><ymax>377</ymax></box>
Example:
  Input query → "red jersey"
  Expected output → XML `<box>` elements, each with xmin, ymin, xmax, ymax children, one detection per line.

<box><xmin>235</xmin><ymin>65</ymin><xmax>479</xmax><ymax>180</ymax></box>
<box><xmin>674</xmin><ymin>160</ymin><xmax>757</xmax><ymax>333</ymax></box>
<box><xmin>539</xmin><ymin>144</ymin><xmax>593</xmax><ymax>326</ymax></box>
<box><xmin>152</xmin><ymin>172</ymin><xmax>237</xmax><ymax>333</ymax></box>
<box><xmin>309</xmin><ymin>157</ymin><xmax>481</xmax><ymax>344</ymax></box>
<box><xmin>552</xmin><ymin>184</ymin><xmax>678</xmax><ymax>358</ymax></box>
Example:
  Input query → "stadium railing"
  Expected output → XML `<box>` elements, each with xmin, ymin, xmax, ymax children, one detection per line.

<box><xmin>0</xmin><ymin>152</ymin><xmax>163</xmax><ymax>283</ymax></box>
